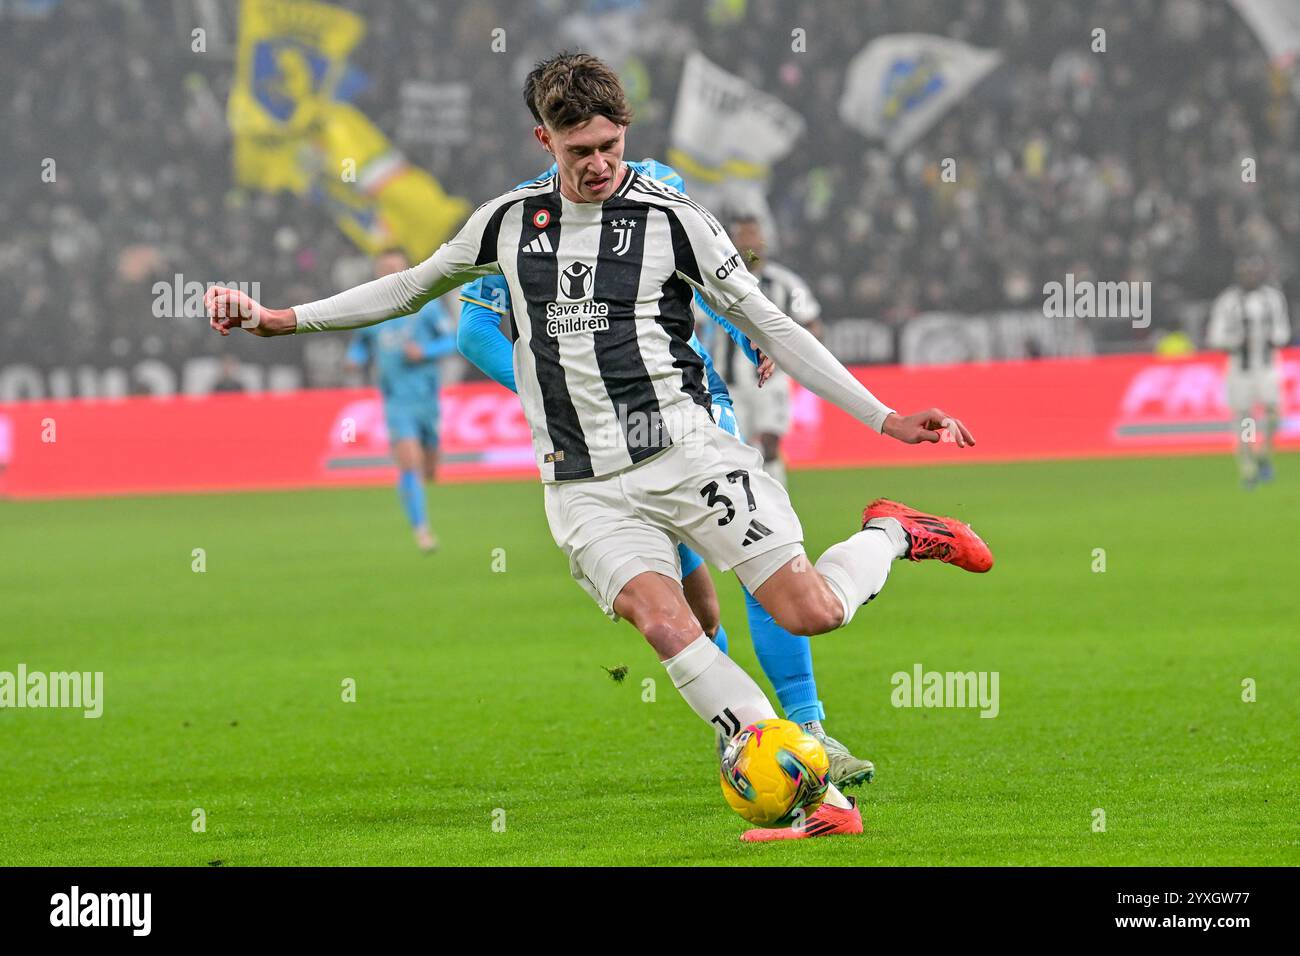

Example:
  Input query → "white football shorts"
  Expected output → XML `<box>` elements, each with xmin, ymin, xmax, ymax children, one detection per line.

<box><xmin>542</xmin><ymin>406</ymin><xmax>804</xmax><ymax>620</ymax></box>
<box><xmin>1225</xmin><ymin>364</ymin><xmax>1282</xmax><ymax>413</ymax></box>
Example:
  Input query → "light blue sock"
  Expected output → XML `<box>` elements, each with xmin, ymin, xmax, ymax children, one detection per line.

<box><xmin>711</xmin><ymin>623</ymin><xmax>729</xmax><ymax>655</ymax></box>
<box><xmin>397</xmin><ymin>469</ymin><xmax>427</xmax><ymax>529</ymax></box>
<box><xmin>743</xmin><ymin>586</ymin><xmax>824</xmax><ymax>724</ymax></box>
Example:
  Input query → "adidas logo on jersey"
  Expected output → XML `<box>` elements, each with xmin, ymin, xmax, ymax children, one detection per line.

<box><xmin>523</xmin><ymin>233</ymin><xmax>553</xmax><ymax>254</ymax></box>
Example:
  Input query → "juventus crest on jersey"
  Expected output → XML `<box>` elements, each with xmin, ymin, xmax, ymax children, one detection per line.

<box><xmin>458</xmin><ymin>167</ymin><xmax>760</xmax><ymax>482</ymax></box>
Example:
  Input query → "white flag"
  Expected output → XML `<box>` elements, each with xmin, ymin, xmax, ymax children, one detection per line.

<box><xmin>839</xmin><ymin>34</ymin><xmax>1001</xmax><ymax>154</ymax></box>
<box><xmin>668</xmin><ymin>51</ymin><xmax>805</xmax><ymax>242</ymax></box>
<box><xmin>1230</xmin><ymin>0</ymin><xmax>1300</xmax><ymax>64</ymax></box>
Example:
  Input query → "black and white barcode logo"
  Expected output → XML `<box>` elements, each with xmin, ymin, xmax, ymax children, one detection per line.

<box><xmin>559</xmin><ymin>261</ymin><xmax>594</xmax><ymax>301</ymax></box>
<box><xmin>611</xmin><ymin>218</ymin><xmax>637</xmax><ymax>256</ymax></box>
<box><xmin>50</xmin><ymin>886</ymin><xmax>151</xmax><ymax>936</ymax></box>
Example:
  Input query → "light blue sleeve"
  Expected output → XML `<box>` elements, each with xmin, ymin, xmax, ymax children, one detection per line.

<box><xmin>694</xmin><ymin>291</ymin><xmax>758</xmax><ymax>366</ymax></box>
<box><xmin>346</xmin><ymin>327</ymin><xmax>372</xmax><ymax>366</ymax></box>
<box><xmin>457</xmin><ymin>276</ymin><xmax>517</xmax><ymax>393</ymax></box>
<box><xmin>415</xmin><ymin>301</ymin><xmax>457</xmax><ymax>360</ymax></box>
<box><xmin>630</xmin><ymin>158</ymin><xmax>685</xmax><ymax>193</ymax></box>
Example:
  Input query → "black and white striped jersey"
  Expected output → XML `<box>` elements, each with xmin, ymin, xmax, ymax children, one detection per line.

<box><xmin>1207</xmin><ymin>285</ymin><xmax>1291</xmax><ymax>372</ymax></box>
<box><xmin>434</xmin><ymin>167</ymin><xmax>759</xmax><ymax>482</ymax></box>
<box><xmin>294</xmin><ymin>167</ymin><xmax>895</xmax><ymax>466</ymax></box>
<box><xmin>717</xmin><ymin>261</ymin><xmax>820</xmax><ymax>384</ymax></box>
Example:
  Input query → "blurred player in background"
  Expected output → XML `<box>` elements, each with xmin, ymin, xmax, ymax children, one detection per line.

<box><xmin>347</xmin><ymin>249</ymin><xmax>457</xmax><ymax>551</ymax></box>
<box><xmin>715</xmin><ymin>213</ymin><xmax>822</xmax><ymax>487</ymax></box>
<box><xmin>1206</xmin><ymin>254</ymin><xmax>1292</xmax><ymax>488</ymax></box>
<box><xmin>457</xmin><ymin>158</ymin><xmax>876</xmax><ymax>789</ymax></box>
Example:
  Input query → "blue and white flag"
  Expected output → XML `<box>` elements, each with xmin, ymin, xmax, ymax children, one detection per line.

<box><xmin>839</xmin><ymin>34</ymin><xmax>1001</xmax><ymax>154</ymax></box>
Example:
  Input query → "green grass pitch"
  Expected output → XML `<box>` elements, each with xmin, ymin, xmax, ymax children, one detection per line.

<box><xmin>1</xmin><ymin>452</ymin><xmax>1296</xmax><ymax>866</ymax></box>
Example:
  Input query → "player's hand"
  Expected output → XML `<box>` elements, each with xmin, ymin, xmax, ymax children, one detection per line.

<box><xmin>205</xmin><ymin>286</ymin><xmax>295</xmax><ymax>337</ymax></box>
<box><xmin>882</xmin><ymin>408</ymin><xmax>975</xmax><ymax>447</ymax></box>
<box><xmin>755</xmin><ymin>351</ymin><xmax>775</xmax><ymax>387</ymax></box>
<box><xmin>403</xmin><ymin>342</ymin><xmax>424</xmax><ymax>363</ymax></box>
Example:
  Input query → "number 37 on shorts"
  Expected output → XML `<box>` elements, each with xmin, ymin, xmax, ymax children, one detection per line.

<box><xmin>671</xmin><ymin>425</ymin><xmax>804</xmax><ymax>572</ymax></box>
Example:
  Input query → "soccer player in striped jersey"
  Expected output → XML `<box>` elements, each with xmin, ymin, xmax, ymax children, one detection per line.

<box><xmin>458</xmin><ymin>159</ymin><xmax>875</xmax><ymax>789</ymax></box>
<box><xmin>1206</xmin><ymin>254</ymin><xmax>1292</xmax><ymax>488</ymax></box>
<box><xmin>208</xmin><ymin>53</ymin><xmax>993</xmax><ymax>841</ymax></box>
<box><xmin>346</xmin><ymin>249</ymin><xmax>457</xmax><ymax>552</ymax></box>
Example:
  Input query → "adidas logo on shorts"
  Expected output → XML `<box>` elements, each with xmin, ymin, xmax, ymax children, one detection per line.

<box><xmin>741</xmin><ymin>519</ymin><xmax>773</xmax><ymax>546</ymax></box>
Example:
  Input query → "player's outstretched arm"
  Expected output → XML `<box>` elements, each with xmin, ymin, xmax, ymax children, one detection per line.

<box><xmin>671</xmin><ymin>200</ymin><xmax>972</xmax><ymax>446</ymax></box>
<box><xmin>721</xmin><ymin>290</ymin><xmax>974</xmax><ymax>447</ymax></box>
<box><xmin>207</xmin><ymin>257</ymin><xmax>496</xmax><ymax>339</ymax></box>
<box><xmin>208</xmin><ymin>199</ymin><xmax>505</xmax><ymax>338</ymax></box>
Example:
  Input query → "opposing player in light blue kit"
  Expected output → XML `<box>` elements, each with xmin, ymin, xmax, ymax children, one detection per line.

<box><xmin>457</xmin><ymin>159</ymin><xmax>875</xmax><ymax>788</ymax></box>
<box><xmin>347</xmin><ymin>248</ymin><xmax>457</xmax><ymax>553</ymax></box>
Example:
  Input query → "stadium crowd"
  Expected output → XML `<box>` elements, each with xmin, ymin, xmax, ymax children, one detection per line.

<box><xmin>1</xmin><ymin>0</ymin><xmax>1296</xmax><ymax>386</ymax></box>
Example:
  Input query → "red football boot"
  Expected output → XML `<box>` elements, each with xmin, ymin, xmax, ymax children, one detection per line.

<box><xmin>740</xmin><ymin>795</ymin><xmax>863</xmax><ymax>842</ymax></box>
<box><xmin>863</xmin><ymin>498</ymin><xmax>994</xmax><ymax>573</ymax></box>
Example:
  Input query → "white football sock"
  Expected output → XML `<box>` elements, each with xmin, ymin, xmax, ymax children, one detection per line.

<box><xmin>664</xmin><ymin>637</ymin><xmax>852</xmax><ymax>818</ymax></box>
<box><xmin>822</xmin><ymin>782</ymin><xmax>851</xmax><ymax>810</ymax></box>
<box><xmin>663</xmin><ymin>634</ymin><xmax>777</xmax><ymax>739</ymax></box>
<box><xmin>814</xmin><ymin>517</ymin><xmax>907</xmax><ymax>628</ymax></box>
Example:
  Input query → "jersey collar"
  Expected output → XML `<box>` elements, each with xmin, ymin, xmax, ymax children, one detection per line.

<box><xmin>612</xmin><ymin>163</ymin><xmax>638</xmax><ymax>199</ymax></box>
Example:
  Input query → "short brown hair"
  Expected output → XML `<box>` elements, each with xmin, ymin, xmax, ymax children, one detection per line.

<box><xmin>524</xmin><ymin>52</ymin><xmax>632</xmax><ymax>131</ymax></box>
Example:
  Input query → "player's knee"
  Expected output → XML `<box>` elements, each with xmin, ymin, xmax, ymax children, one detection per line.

<box><xmin>807</xmin><ymin>598</ymin><xmax>845</xmax><ymax>635</ymax></box>
<box><xmin>618</xmin><ymin>585</ymin><xmax>702</xmax><ymax>655</ymax></box>
<box><xmin>774</xmin><ymin>593</ymin><xmax>842</xmax><ymax>636</ymax></box>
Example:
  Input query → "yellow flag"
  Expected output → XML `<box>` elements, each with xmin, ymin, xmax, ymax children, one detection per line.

<box><xmin>228</xmin><ymin>0</ymin><xmax>364</xmax><ymax>139</ymax></box>
<box><xmin>315</xmin><ymin>105</ymin><xmax>470</xmax><ymax>261</ymax></box>
<box><xmin>228</xmin><ymin>0</ymin><xmax>468</xmax><ymax>255</ymax></box>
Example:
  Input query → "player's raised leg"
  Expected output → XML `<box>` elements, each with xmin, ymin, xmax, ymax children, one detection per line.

<box><xmin>744</xmin><ymin>496</ymin><xmax>992</xmax><ymax>637</ymax></box>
